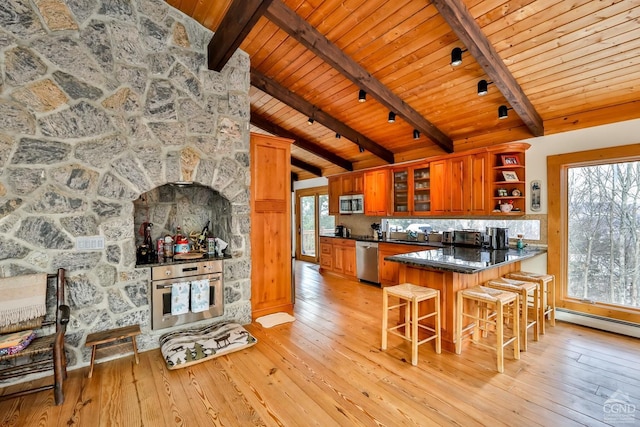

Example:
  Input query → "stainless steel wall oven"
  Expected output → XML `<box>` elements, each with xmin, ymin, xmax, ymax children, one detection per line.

<box><xmin>151</xmin><ymin>260</ymin><xmax>224</xmax><ymax>330</ymax></box>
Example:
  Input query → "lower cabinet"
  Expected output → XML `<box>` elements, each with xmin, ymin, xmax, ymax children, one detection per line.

<box><xmin>378</xmin><ymin>242</ymin><xmax>430</xmax><ymax>287</ymax></box>
<box><xmin>319</xmin><ymin>237</ymin><xmax>356</xmax><ymax>278</ymax></box>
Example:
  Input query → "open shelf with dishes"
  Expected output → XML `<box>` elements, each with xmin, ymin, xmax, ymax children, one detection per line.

<box><xmin>489</xmin><ymin>147</ymin><xmax>528</xmax><ymax>215</ymax></box>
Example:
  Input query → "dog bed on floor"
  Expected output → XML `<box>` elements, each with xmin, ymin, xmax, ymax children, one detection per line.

<box><xmin>159</xmin><ymin>322</ymin><xmax>257</xmax><ymax>370</ymax></box>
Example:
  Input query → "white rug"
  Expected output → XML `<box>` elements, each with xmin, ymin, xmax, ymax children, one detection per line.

<box><xmin>256</xmin><ymin>312</ymin><xmax>295</xmax><ymax>328</ymax></box>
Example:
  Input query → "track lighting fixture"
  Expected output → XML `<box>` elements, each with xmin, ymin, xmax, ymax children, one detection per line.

<box><xmin>413</xmin><ymin>129</ymin><xmax>420</xmax><ymax>140</ymax></box>
<box><xmin>498</xmin><ymin>105</ymin><xmax>512</xmax><ymax>119</ymax></box>
<box><xmin>358</xmin><ymin>89</ymin><xmax>366</xmax><ymax>102</ymax></box>
<box><xmin>477</xmin><ymin>79</ymin><xmax>492</xmax><ymax>96</ymax></box>
<box><xmin>359</xmin><ymin>146</ymin><xmax>365</xmax><ymax>153</ymax></box>
<box><xmin>450</xmin><ymin>47</ymin><xmax>467</xmax><ymax>66</ymax></box>
<box><xmin>307</xmin><ymin>117</ymin><xmax>314</xmax><ymax>125</ymax></box>
<box><xmin>388</xmin><ymin>111</ymin><xmax>396</xmax><ymax>123</ymax></box>
<box><xmin>335</xmin><ymin>133</ymin><xmax>341</xmax><ymax>139</ymax></box>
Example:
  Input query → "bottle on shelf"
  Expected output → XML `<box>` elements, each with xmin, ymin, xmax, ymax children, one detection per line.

<box><xmin>198</xmin><ymin>220</ymin><xmax>210</xmax><ymax>249</ymax></box>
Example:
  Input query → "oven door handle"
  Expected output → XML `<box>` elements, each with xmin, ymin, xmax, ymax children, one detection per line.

<box><xmin>155</xmin><ymin>277</ymin><xmax>220</xmax><ymax>289</ymax></box>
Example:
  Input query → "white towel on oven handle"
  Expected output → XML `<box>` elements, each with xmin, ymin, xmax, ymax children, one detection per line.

<box><xmin>171</xmin><ymin>282</ymin><xmax>190</xmax><ymax>315</ymax></box>
<box><xmin>190</xmin><ymin>279</ymin><xmax>210</xmax><ymax>313</ymax></box>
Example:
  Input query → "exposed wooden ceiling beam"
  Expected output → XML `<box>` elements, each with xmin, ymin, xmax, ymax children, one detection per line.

<box><xmin>207</xmin><ymin>0</ymin><xmax>273</xmax><ymax>72</ymax></box>
<box><xmin>431</xmin><ymin>0</ymin><xmax>544</xmax><ymax>137</ymax></box>
<box><xmin>264</xmin><ymin>0</ymin><xmax>453</xmax><ymax>153</ymax></box>
<box><xmin>291</xmin><ymin>157</ymin><xmax>322</xmax><ymax>176</ymax></box>
<box><xmin>251</xmin><ymin>69</ymin><xmax>395</xmax><ymax>164</ymax></box>
<box><xmin>251</xmin><ymin>113</ymin><xmax>353</xmax><ymax>172</ymax></box>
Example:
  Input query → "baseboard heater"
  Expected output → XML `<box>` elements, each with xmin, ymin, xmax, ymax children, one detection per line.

<box><xmin>556</xmin><ymin>308</ymin><xmax>640</xmax><ymax>339</ymax></box>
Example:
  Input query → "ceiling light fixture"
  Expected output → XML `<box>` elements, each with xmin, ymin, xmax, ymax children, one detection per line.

<box><xmin>388</xmin><ymin>111</ymin><xmax>396</xmax><ymax>123</ymax></box>
<box><xmin>359</xmin><ymin>146</ymin><xmax>365</xmax><ymax>153</ymax></box>
<box><xmin>498</xmin><ymin>105</ymin><xmax>512</xmax><ymax>119</ymax></box>
<box><xmin>477</xmin><ymin>79</ymin><xmax>492</xmax><ymax>96</ymax></box>
<box><xmin>413</xmin><ymin>129</ymin><xmax>420</xmax><ymax>140</ymax></box>
<box><xmin>451</xmin><ymin>47</ymin><xmax>467</xmax><ymax>66</ymax></box>
<box><xmin>358</xmin><ymin>89</ymin><xmax>366</xmax><ymax>102</ymax></box>
<box><xmin>335</xmin><ymin>133</ymin><xmax>341</xmax><ymax>139</ymax></box>
<box><xmin>307</xmin><ymin>117</ymin><xmax>314</xmax><ymax>125</ymax></box>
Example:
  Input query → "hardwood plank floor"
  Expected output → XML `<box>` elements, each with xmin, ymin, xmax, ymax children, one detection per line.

<box><xmin>1</xmin><ymin>261</ymin><xmax>639</xmax><ymax>426</ymax></box>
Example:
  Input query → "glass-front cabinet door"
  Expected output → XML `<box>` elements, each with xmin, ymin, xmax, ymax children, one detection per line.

<box><xmin>392</xmin><ymin>168</ymin><xmax>410</xmax><ymax>215</ymax></box>
<box><xmin>412</xmin><ymin>164</ymin><xmax>431</xmax><ymax>214</ymax></box>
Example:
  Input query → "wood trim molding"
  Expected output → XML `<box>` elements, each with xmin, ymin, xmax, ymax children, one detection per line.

<box><xmin>548</xmin><ymin>143</ymin><xmax>640</xmax><ymax>323</ymax></box>
<box><xmin>265</xmin><ymin>0</ymin><xmax>453</xmax><ymax>154</ymax></box>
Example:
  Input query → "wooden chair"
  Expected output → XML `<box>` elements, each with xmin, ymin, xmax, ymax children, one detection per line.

<box><xmin>382</xmin><ymin>283</ymin><xmax>441</xmax><ymax>366</ymax></box>
<box><xmin>456</xmin><ymin>286</ymin><xmax>519</xmax><ymax>373</ymax></box>
<box><xmin>0</xmin><ymin>268</ymin><xmax>70</xmax><ymax>405</ymax></box>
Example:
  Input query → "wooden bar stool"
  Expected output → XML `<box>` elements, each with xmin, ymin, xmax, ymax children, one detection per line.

<box><xmin>382</xmin><ymin>283</ymin><xmax>441</xmax><ymax>366</ymax></box>
<box><xmin>504</xmin><ymin>271</ymin><xmax>556</xmax><ymax>334</ymax></box>
<box><xmin>456</xmin><ymin>286</ymin><xmax>520</xmax><ymax>373</ymax></box>
<box><xmin>485</xmin><ymin>277</ymin><xmax>539</xmax><ymax>351</ymax></box>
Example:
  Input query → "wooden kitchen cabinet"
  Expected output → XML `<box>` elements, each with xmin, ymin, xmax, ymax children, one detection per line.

<box><xmin>328</xmin><ymin>175</ymin><xmax>341</xmax><ymax>215</ymax></box>
<box><xmin>446</xmin><ymin>152</ymin><xmax>488</xmax><ymax>215</ymax></box>
<box><xmin>342</xmin><ymin>172</ymin><xmax>364</xmax><ymax>194</ymax></box>
<box><xmin>319</xmin><ymin>237</ymin><xmax>356</xmax><ymax>278</ymax></box>
<box><xmin>364</xmin><ymin>168</ymin><xmax>389</xmax><ymax>216</ymax></box>
<box><xmin>250</xmin><ymin>133</ymin><xmax>293</xmax><ymax>319</ymax></box>
<box><xmin>378</xmin><ymin>242</ymin><xmax>430</xmax><ymax>287</ymax></box>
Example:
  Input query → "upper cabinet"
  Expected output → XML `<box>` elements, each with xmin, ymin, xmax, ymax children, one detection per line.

<box><xmin>364</xmin><ymin>169</ymin><xmax>389</xmax><ymax>216</ymax></box>
<box><xmin>328</xmin><ymin>172</ymin><xmax>365</xmax><ymax>215</ymax></box>
<box><xmin>446</xmin><ymin>152</ymin><xmax>489</xmax><ymax>215</ymax></box>
<box><xmin>327</xmin><ymin>142</ymin><xmax>529</xmax><ymax>218</ymax></box>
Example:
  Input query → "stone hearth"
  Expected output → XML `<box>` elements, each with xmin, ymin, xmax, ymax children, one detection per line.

<box><xmin>0</xmin><ymin>0</ymin><xmax>251</xmax><ymax>376</ymax></box>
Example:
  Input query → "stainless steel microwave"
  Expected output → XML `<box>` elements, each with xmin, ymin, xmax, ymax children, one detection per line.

<box><xmin>339</xmin><ymin>194</ymin><xmax>364</xmax><ymax>214</ymax></box>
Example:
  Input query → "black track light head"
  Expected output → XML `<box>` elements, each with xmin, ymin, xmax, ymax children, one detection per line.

<box><xmin>307</xmin><ymin>117</ymin><xmax>314</xmax><ymax>125</ymax></box>
<box><xmin>359</xmin><ymin>146</ymin><xmax>365</xmax><ymax>153</ymax></box>
<box><xmin>413</xmin><ymin>129</ymin><xmax>420</xmax><ymax>140</ymax></box>
<box><xmin>498</xmin><ymin>105</ymin><xmax>511</xmax><ymax>119</ymax></box>
<box><xmin>358</xmin><ymin>89</ymin><xmax>366</xmax><ymax>102</ymax></box>
<box><xmin>478</xmin><ymin>79</ymin><xmax>491</xmax><ymax>96</ymax></box>
<box><xmin>451</xmin><ymin>47</ymin><xmax>467</xmax><ymax>66</ymax></box>
<box><xmin>335</xmin><ymin>133</ymin><xmax>341</xmax><ymax>139</ymax></box>
<box><xmin>388</xmin><ymin>111</ymin><xmax>396</xmax><ymax>123</ymax></box>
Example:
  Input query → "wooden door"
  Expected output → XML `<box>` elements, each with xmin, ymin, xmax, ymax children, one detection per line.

<box><xmin>343</xmin><ymin>244</ymin><xmax>356</xmax><ymax>277</ymax></box>
<box><xmin>447</xmin><ymin>156</ymin><xmax>467</xmax><ymax>214</ymax></box>
<box><xmin>250</xmin><ymin>133</ymin><xmax>293</xmax><ymax>319</ymax></box>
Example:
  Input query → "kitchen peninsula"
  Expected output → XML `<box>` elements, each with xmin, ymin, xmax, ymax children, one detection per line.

<box><xmin>385</xmin><ymin>247</ymin><xmax>546</xmax><ymax>352</ymax></box>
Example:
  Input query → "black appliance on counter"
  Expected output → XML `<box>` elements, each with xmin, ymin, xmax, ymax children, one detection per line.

<box><xmin>453</xmin><ymin>230</ymin><xmax>483</xmax><ymax>247</ymax></box>
<box><xmin>486</xmin><ymin>227</ymin><xmax>509</xmax><ymax>249</ymax></box>
<box><xmin>335</xmin><ymin>225</ymin><xmax>348</xmax><ymax>237</ymax></box>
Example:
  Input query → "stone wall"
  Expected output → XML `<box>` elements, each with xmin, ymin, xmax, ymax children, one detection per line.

<box><xmin>0</xmin><ymin>0</ymin><xmax>251</xmax><ymax>376</ymax></box>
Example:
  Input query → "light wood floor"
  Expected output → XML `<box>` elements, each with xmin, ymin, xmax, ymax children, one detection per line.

<box><xmin>1</xmin><ymin>261</ymin><xmax>639</xmax><ymax>426</ymax></box>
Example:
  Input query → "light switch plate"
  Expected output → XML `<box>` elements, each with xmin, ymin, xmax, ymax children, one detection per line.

<box><xmin>76</xmin><ymin>236</ymin><xmax>105</xmax><ymax>251</ymax></box>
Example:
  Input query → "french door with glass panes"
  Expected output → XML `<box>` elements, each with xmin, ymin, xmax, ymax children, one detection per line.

<box><xmin>295</xmin><ymin>187</ymin><xmax>334</xmax><ymax>263</ymax></box>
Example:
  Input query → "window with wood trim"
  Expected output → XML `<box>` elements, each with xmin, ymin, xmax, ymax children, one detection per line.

<box><xmin>548</xmin><ymin>144</ymin><xmax>640</xmax><ymax>324</ymax></box>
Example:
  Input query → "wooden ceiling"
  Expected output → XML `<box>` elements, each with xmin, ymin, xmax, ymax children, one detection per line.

<box><xmin>166</xmin><ymin>0</ymin><xmax>640</xmax><ymax>180</ymax></box>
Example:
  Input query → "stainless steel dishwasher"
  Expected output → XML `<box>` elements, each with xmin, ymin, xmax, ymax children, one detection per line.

<box><xmin>356</xmin><ymin>241</ymin><xmax>379</xmax><ymax>284</ymax></box>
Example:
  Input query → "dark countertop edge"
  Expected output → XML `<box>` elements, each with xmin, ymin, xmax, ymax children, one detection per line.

<box><xmin>320</xmin><ymin>234</ymin><xmax>441</xmax><ymax>247</ymax></box>
<box><xmin>135</xmin><ymin>254</ymin><xmax>232</xmax><ymax>268</ymax></box>
<box><xmin>385</xmin><ymin>248</ymin><xmax>546</xmax><ymax>274</ymax></box>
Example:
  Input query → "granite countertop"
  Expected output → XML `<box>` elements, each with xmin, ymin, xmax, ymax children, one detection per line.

<box><xmin>385</xmin><ymin>246</ymin><xmax>546</xmax><ymax>274</ymax></box>
<box><xmin>135</xmin><ymin>253</ymin><xmax>231</xmax><ymax>268</ymax></box>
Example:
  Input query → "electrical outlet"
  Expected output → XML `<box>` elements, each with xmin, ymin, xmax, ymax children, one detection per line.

<box><xmin>76</xmin><ymin>236</ymin><xmax>105</xmax><ymax>251</ymax></box>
